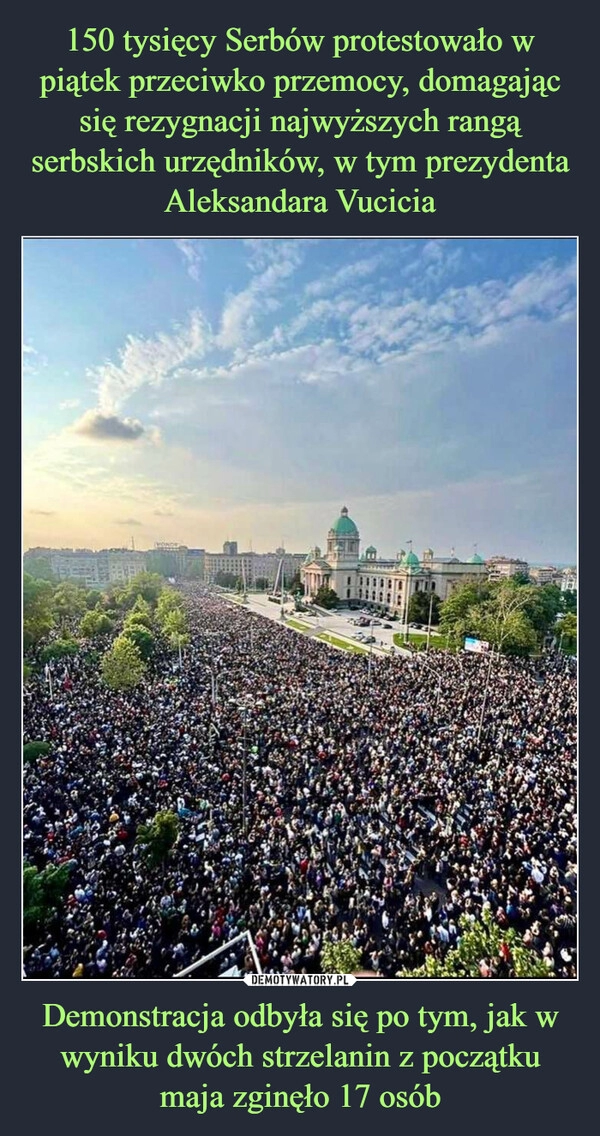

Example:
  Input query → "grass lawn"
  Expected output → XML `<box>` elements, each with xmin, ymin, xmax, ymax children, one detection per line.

<box><xmin>285</xmin><ymin>618</ymin><xmax>311</xmax><ymax>632</ymax></box>
<box><xmin>316</xmin><ymin>632</ymin><xmax>368</xmax><ymax>653</ymax></box>
<box><xmin>393</xmin><ymin>631</ymin><xmax>446</xmax><ymax>650</ymax></box>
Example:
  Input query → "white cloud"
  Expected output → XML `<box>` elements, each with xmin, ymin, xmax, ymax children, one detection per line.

<box><xmin>92</xmin><ymin>309</ymin><xmax>211</xmax><ymax>413</ymax></box>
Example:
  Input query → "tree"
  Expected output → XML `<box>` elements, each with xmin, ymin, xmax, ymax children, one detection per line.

<box><xmin>398</xmin><ymin>909</ymin><xmax>549</xmax><ymax>978</ymax></box>
<box><xmin>314</xmin><ymin>585</ymin><xmax>339</xmax><ymax>609</ymax></box>
<box><xmin>128</xmin><ymin>594</ymin><xmax>153</xmax><ymax>625</ymax></box>
<box><xmin>136</xmin><ymin>809</ymin><xmax>180</xmax><ymax>867</ymax></box>
<box><xmin>440</xmin><ymin>579</ymin><xmax>539</xmax><ymax>655</ymax></box>
<box><xmin>254</xmin><ymin>577</ymin><xmax>270</xmax><ymax>592</ymax></box>
<box><xmin>161</xmin><ymin>608</ymin><xmax>187</xmax><ymax>638</ymax></box>
<box><xmin>122</xmin><ymin>623</ymin><xmax>155</xmax><ymax>660</ymax></box>
<box><xmin>23</xmin><ymin>573</ymin><xmax>55</xmax><ymax>649</ymax></box>
<box><xmin>214</xmin><ymin>571</ymin><xmax>240</xmax><ymax>589</ymax></box>
<box><xmin>122</xmin><ymin>572</ymin><xmax>164</xmax><ymax>607</ymax></box>
<box><xmin>439</xmin><ymin>580</ymin><xmax>492</xmax><ymax>646</ymax></box>
<box><xmin>79</xmin><ymin>610</ymin><xmax>114</xmax><ymax>638</ymax></box>
<box><xmin>40</xmin><ymin>637</ymin><xmax>79</xmax><ymax>664</ymax></box>
<box><xmin>289</xmin><ymin>570</ymin><xmax>303</xmax><ymax>595</ymax></box>
<box><xmin>408</xmin><ymin>590</ymin><xmax>441</xmax><ymax>625</ymax></box>
<box><xmin>561</xmin><ymin>589</ymin><xmax>577</xmax><ymax>614</ymax></box>
<box><xmin>560</xmin><ymin>612</ymin><xmax>577</xmax><ymax>651</ymax></box>
<box><xmin>156</xmin><ymin>588</ymin><xmax>184</xmax><ymax>627</ymax></box>
<box><xmin>101</xmin><ymin>635</ymin><xmax>146</xmax><ymax>690</ymax></box>
<box><xmin>321</xmin><ymin>939</ymin><xmax>362</xmax><ymax>974</ymax></box>
<box><xmin>24</xmin><ymin>556</ymin><xmax>55</xmax><ymax>581</ymax></box>
<box><xmin>23</xmin><ymin>863</ymin><xmax>71</xmax><ymax>937</ymax></box>
<box><xmin>51</xmin><ymin>580</ymin><xmax>88</xmax><ymax>624</ymax></box>
<box><xmin>23</xmin><ymin>741</ymin><xmax>51</xmax><ymax>764</ymax></box>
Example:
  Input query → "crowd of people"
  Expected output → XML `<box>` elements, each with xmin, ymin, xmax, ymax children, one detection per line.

<box><xmin>23</xmin><ymin>585</ymin><xmax>577</xmax><ymax>979</ymax></box>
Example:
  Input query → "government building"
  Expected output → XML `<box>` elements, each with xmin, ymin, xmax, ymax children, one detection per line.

<box><xmin>301</xmin><ymin>506</ymin><xmax>487</xmax><ymax>617</ymax></box>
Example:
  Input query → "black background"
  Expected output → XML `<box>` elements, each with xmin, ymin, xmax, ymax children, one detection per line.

<box><xmin>8</xmin><ymin>1</ymin><xmax>594</xmax><ymax>1132</ymax></box>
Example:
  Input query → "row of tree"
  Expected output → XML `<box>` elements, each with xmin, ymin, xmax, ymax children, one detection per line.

<box><xmin>310</xmin><ymin>577</ymin><xmax>576</xmax><ymax>655</ymax></box>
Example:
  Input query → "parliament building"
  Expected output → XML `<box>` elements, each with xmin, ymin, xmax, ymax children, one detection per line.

<box><xmin>301</xmin><ymin>506</ymin><xmax>486</xmax><ymax>617</ymax></box>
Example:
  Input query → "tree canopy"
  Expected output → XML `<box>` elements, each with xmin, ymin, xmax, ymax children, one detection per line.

<box><xmin>101</xmin><ymin>634</ymin><xmax>146</xmax><ymax>690</ymax></box>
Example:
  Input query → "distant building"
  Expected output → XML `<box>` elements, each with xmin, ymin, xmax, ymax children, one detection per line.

<box><xmin>32</xmin><ymin>548</ymin><xmax>148</xmax><ymax>588</ymax></box>
<box><xmin>301</xmin><ymin>506</ymin><xmax>487</xmax><ymax>615</ymax></box>
<box><xmin>203</xmin><ymin>547</ymin><xmax>305</xmax><ymax>587</ymax></box>
<box><xmin>561</xmin><ymin>567</ymin><xmax>577</xmax><ymax>592</ymax></box>
<box><xmin>223</xmin><ymin>541</ymin><xmax>238</xmax><ymax>556</ymax></box>
<box><xmin>486</xmin><ymin>555</ymin><xmax>529</xmax><ymax>581</ymax></box>
<box><xmin>529</xmin><ymin>565</ymin><xmax>562</xmax><ymax>586</ymax></box>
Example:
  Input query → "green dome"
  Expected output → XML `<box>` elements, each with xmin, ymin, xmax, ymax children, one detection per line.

<box><xmin>330</xmin><ymin>506</ymin><xmax>358</xmax><ymax>536</ymax></box>
<box><xmin>365</xmin><ymin>545</ymin><xmax>376</xmax><ymax>554</ymax></box>
<box><xmin>402</xmin><ymin>550</ymin><xmax>420</xmax><ymax>568</ymax></box>
<box><xmin>468</xmin><ymin>552</ymin><xmax>484</xmax><ymax>564</ymax></box>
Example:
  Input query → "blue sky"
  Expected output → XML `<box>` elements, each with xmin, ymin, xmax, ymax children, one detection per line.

<box><xmin>23</xmin><ymin>237</ymin><xmax>576</xmax><ymax>563</ymax></box>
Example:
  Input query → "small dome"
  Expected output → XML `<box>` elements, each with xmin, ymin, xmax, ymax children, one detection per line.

<box><xmin>401</xmin><ymin>550</ymin><xmax>420</xmax><ymax>569</ymax></box>
<box><xmin>330</xmin><ymin>506</ymin><xmax>359</xmax><ymax>537</ymax></box>
<box><xmin>365</xmin><ymin>545</ymin><xmax>376</xmax><ymax>554</ymax></box>
<box><xmin>468</xmin><ymin>552</ymin><xmax>484</xmax><ymax>564</ymax></box>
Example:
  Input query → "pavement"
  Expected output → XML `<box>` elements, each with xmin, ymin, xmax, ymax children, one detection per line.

<box><xmin>219</xmin><ymin>590</ymin><xmax>444</xmax><ymax>658</ymax></box>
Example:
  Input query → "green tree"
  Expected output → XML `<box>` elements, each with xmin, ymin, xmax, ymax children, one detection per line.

<box><xmin>24</xmin><ymin>556</ymin><xmax>55</xmax><ymax>581</ymax></box>
<box><xmin>559</xmin><ymin>612</ymin><xmax>577</xmax><ymax>651</ymax></box>
<box><xmin>561</xmin><ymin>589</ymin><xmax>577</xmax><ymax>614</ymax></box>
<box><xmin>23</xmin><ymin>863</ymin><xmax>71</xmax><ymax>937</ymax></box>
<box><xmin>23</xmin><ymin>741</ymin><xmax>51</xmax><ymax>764</ymax></box>
<box><xmin>128</xmin><ymin>594</ymin><xmax>153</xmax><ymax>624</ymax></box>
<box><xmin>321</xmin><ymin>939</ymin><xmax>362</xmax><ymax>974</ymax></box>
<box><xmin>314</xmin><ymin>585</ymin><xmax>339</xmax><ymax>609</ymax></box>
<box><xmin>439</xmin><ymin>580</ymin><xmax>492</xmax><ymax>646</ymax></box>
<box><xmin>40</xmin><ymin>637</ymin><xmax>79</xmax><ymax>664</ymax></box>
<box><xmin>408</xmin><ymin>590</ymin><xmax>441</xmax><ymax>625</ymax></box>
<box><xmin>214</xmin><ymin>571</ymin><xmax>240</xmax><ymax>589</ymax></box>
<box><xmin>101</xmin><ymin>634</ymin><xmax>146</xmax><ymax>690</ymax></box>
<box><xmin>156</xmin><ymin>588</ymin><xmax>184</xmax><ymax>628</ymax></box>
<box><xmin>51</xmin><ymin>580</ymin><xmax>88</xmax><ymax>624</ymax></box>
<box><xmin>136</xmin><ymin>809</ymin><xmax>180</xmax><ymax>866</ymax></box>
<box><xmin>123</xmin><ymin>572</ymin><xmax>166</xmax><ymax>607</ymax></box>
<box><xmin>79</xmin><ymin>610</ymin><xmax>114</xmax><ymax>638</ymax></box>
<box><xmin>122</xmin><ymin>622</ymin><xmax>155</xmax><ymax>660</ymax></box>
<box><xmin>398</xmin><ymin>909</ymin><xmax>549</xmax><ymax>978</ymax></box>
<box><xmin>23</xmin><ymin>573</ymin><xmax>55</xmax><ymax>649</ymax></box>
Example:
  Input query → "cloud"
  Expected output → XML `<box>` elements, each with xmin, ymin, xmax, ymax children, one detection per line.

<box><xmin>28</xmin><ymin>509</ymin><xmax>56</xmax><ymax>516</ymax></box>
<box><xmin>153</xmin><ymin>508</ymin><xmax>175</xmax><ymax>516</ymax></box>
<box><xmin>174</xmin><ymin>239</ymin><xmax>205</xmax><ymax>280</ymax></box>
<box><xmin>115</xmin><ymin>517</ymin><xmax>143</xmax><ymax>526</ymax></box>
<box><xmin>70</xmin><ymin>409</ymin><xmax>148</xmax><ymax>441</ymax></box>
<box><xmin>92</xmin><ymin>310</ymin><xmax>210</xmax><ymax>413</ymax></box>
<box><xmin>59</xmin><ymin>398</ymin><xmax>81</xmax><ymax>410</ymax></box>
<box><xmin>217</xmin><ymin>240</ymin><xmax>305</xmax><ymax>350</ymax></box>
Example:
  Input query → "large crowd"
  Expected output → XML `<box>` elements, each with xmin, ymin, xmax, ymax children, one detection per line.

<box><xmin>23</xmin><ymin>586</ymin><xmax>577</xmax><ymax>979</ymax></box>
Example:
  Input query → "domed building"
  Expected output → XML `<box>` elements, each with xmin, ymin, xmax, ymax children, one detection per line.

<box><xmin>301</xmin><ymin>506</ymin><xmax>487</xmax><ymax>615</ymax></box>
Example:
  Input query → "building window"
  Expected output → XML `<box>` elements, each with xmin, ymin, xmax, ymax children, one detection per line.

<box><xmin>431</xmin><ymin>582</ymin><xmax>436</xmax><ymax>592</ymax></box>
<box><xmin>347</xmin><ymin>577</ymin><xmax>351</xmax><ymax>586</ymax></box>
<box><xmin>347</xmin><ymin>588</ymin><xmax>351</xmax><ymax>598</ymax></box>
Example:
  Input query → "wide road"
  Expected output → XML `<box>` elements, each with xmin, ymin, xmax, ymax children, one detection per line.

<box><xmin>219</xmin><ymin>590</ymin><xmax>443</xmax><ymax>656</ymax></box>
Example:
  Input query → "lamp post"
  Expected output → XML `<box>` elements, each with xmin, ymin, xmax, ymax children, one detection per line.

<box><xmin>418</xmin><ymin>653</ymin><xmax>443</xmax><ymax>713</ymax></box>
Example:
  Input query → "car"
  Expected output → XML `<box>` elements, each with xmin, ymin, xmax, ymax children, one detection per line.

<box><xmin>364</xmin><ymin>635</ymin><xmax>376</xmax><ymax>643</ymax></box>
<box><xmin>383</xmin><ymin>623</ymin><xmax>392</xmax><ymax>629</ymax></box>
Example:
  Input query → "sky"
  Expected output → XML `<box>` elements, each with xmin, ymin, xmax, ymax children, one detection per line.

<box><xmin>23</xmin><ymin>237</ymin><xmax>576</xmax><ymax>564</ymax></box>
